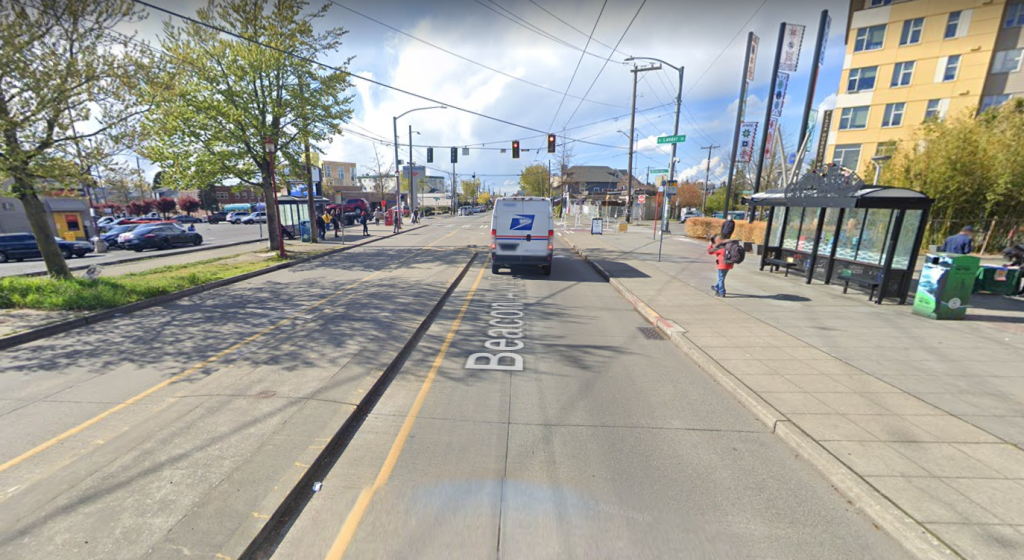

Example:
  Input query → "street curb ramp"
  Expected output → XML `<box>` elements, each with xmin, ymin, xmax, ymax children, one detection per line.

<box><xmin>0</xmin><ymin>226</ymin><xmax>426</xmax><ymax>352</ymax></box>
<box><xmin>559</xmin><ymin>234</ymin><xmax>957</xmax><ymax>560</ymax></box>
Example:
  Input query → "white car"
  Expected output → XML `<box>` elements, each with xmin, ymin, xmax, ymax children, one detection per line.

<box><xmin>227</xmin><ymin>211</ymin><xmax>250</xmax><ymax>224</ymax></box>
<box><xmin>241</xmin><ymin>211</ymin><xmax>267</xmax><ymax>224</ymax></box>
<box><xmin>490</xmin><ymin>196</ymin><xmax>554</xmax><ymax>276</ymax></box>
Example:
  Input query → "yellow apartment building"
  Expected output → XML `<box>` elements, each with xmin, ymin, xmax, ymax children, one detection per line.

<box><xmin>321</xmin><ymin>160</ymin><xmax>358</xmax><ymax>202</ymax></box>
<box><xmin>826</xmin><ymin>0</ymin><xmax>1024</xmax><ymax>178</ymax></box>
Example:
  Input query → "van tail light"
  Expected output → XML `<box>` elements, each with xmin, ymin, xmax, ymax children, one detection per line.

<box><xmin>547</xmin><ymin>230</ymin><xmax>554</xmax><ymax>251</ymax></box>
<box><xmin>490</xmin><ymin>228</ymin><xmax>496</xmax><ymax>250</ymax></box>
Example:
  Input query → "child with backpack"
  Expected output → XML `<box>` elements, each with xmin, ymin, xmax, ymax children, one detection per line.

<box><xmin>708</xmin><ymin>219</ymin><xmax>745</xmax><ymax>297</ymax></box>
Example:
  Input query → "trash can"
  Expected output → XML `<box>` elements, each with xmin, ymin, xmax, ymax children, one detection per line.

<box><xmin>912</xmin><ymin>253</ymin><xmax>981</xmax><ymax>320</ymax></box>
<box><xmin>299</xmin><ymin>221</ymin><xmax>311</xmax><ymax>243</ymax></box>
<box><xmin>975</xmin><ymin>265</ymin><xmax>1022</xmax><ymax>295</ymax></box>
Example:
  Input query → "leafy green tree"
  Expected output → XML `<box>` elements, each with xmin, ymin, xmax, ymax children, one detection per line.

<box><xmin>141</xmin><ymin>0</ymin><xmax>354</xmax><ymax>253</ymax></box>
<box><xmin>518</xmin><ymin>163</ymin><xmax>548</xmax><ymax>196</ymax></box>
<box><xmin>460</xmin><ymin>177</ymin><xmax>481</xmax><ymax>204</ymax></box>
<box><xmin>0</xmin><ymin>0</ymin><xmax>149</xmax><ymax>278</ymax></box>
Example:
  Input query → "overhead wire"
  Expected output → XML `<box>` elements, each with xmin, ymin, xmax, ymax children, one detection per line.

<box><xmin>470</xmin><ymin>0</ymin><xmax>621</xmax><ymax>63</ymax></box>
<box><xmin>526</xmin><ymin>0</ymin><xmax>625</xmax><ymax>57</ymax></box>
<box><xmin>547</xmin><ymin>0</ymin><xmax>608</xmax><ymax>132</ymax></box>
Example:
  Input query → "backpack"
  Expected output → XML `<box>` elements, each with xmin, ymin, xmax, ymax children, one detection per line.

<box><xmin>724</xmin><ymin>240</ymin><xmax>746</xmax><ymax>265</ymax></box>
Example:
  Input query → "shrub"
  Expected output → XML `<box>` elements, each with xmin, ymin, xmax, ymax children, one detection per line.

<box><xmin>685</xmin><ymin>217</ymin><xmax>767</xmax><ymax>244</ymax></box>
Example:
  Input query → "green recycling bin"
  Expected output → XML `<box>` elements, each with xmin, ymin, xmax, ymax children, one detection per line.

<box><xmin>975</xmin><ymin>265</ymin><xmax>1022</xmax><ymax>295</ymax></box>
<box><xmin>912</xmin><ymin>253</ymin><xmax>981</xmax><ymax>320</ymax></box>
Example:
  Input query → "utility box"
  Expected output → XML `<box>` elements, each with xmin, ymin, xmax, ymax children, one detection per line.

<box><xmin>913</xmin><ymin>254</ymin><xmax>981</xmax><ymax>320</ymax></box>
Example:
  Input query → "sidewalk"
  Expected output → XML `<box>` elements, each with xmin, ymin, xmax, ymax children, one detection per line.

<box><xmin>560</xmin><ymin>224</ymin><xmax>1024</xmax><ymax>560</ymax></box>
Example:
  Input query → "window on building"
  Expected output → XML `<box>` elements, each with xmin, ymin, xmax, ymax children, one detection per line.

<box><xmin>882</xmin><ymin>102</ymin><xmax>906</xmax><ymax>127</ymax></box>
<box><xmin>1</xmin><ymin>202</ymin><xmax>14</xmax><ymax>211</ymax></box>
<box><xmin>891</xmin><ymin>61</ymin><xmax>915</xmax><ymax>87</ymax></box>
<box><xmin>854</xmin><ymin>25</ymin><xmax>886</xmax><ymax>52</ymax></box>
<box><xmin>943</xmin><ymin>54</ymin><xmax>961</xmax><ymax>81</ymax></box>
<box><xmin>993</xmin><ymin>49</ymin><xmax>1023</xmax><ymax>73</ymax></box>
<box><xmin>869</xmin><ymin>0</ymin><xmax>892</xmax><ymax>6</ymax></box>
<box><xmin>945</xmin><ymin>11</ymin><xmax>963</xmax><ymax>39</ymax></box>
<box><xmin>839</xmin><ymin>106</ymin><xmax>870</xmax><ymax>130</ymax></box>
<box><xmin>847</xmin><ymin>66</ymin><xmax>878</xmax><ymax>92</ymax></box>
<box><xmin>981</xmin><ymin>94</ymin><xmax>1012</xmax><ymax>112</ymax></box>
<box><xmin>216</xmin><ymin>191</ymin><xmax>228</xmax><ymax>200</ymax></box>
<box><xmin>924</xmin><ymin>99</ymin><xmax>949</xmax><ymax>121</ymax></box>
<box><xmin>833</xmin><ymin>144</ymin><xmax>863</xmax><ymax>170</ymax></box>
<box><xmin>324</xmin><ymin>165</ymin><xmax>332</xmax><ymax>177</ymax></box>
<box><xmin>1007</xmin><ymin>3</ymin><xmax>1024</xmax><ymax>27</ymax></box>
<box><xmin>900</xmin><ymin>18</ymin><xmax>924</xmax><ymax>46</ymax></box>
<box><xmin>876</xmin><ymin>141</ymin><xmax>897</xmax><ymax>158</ymax></box>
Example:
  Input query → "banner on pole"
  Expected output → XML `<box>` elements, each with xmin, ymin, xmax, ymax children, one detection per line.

<box><xmin>746</xmin><ymin>34</ymin><xmax>760</xmax><ymax>82</ymax></box>
<box><xmin>737</xmin><ymin>122</ymin><xmax>759</xmax><ymax>163</ymax></box>
<box><xmin>764</xmin><ymin>118</ymin><xmax>778</xmax><ymax>160</ymax></box>
<box><xmin>814</xmin><ymin>110</ymin><xmax>833</xmax><ymax>168</ymax></box>
<box><xmin>771</xmin><ymin>72</ymin><xmax>789</xmax><ymax>118</ymax></box>
<box><xmin>819</xmin><ymin>15</ymin><xmax>831</xmax><ymax>67</ymax></box>
<box><xmin>780</xmin><ymin>24</ymin><xmax>805</xmax><ymax>72</ymax></box>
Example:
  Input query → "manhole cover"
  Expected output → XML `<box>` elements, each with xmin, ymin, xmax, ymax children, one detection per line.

<box><xmin>638</xmin><ymin>327</ymin><xmax>665</xmax><ymax>340</ymax></box>
<box><xmin>254</xmin><ymin>390</ymin><xmax>277</xmax><ymax>399</ymax></box>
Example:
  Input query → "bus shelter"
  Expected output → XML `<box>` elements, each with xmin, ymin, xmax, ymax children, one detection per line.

<box><xmin>277</xmin><ymin>195</ymin><xmax>330</xmax><ymax>238</ymax></box>
<box><xmin>748</xmin><ymin>166</ymin><xmax>933</xmax><ymax>305</ymax></box>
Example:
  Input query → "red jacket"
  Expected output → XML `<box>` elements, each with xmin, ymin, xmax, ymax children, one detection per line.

<box><xmin>708</xmin><ymin>240</ymin><xmax>734</xmax><ymax>271</ymax></box>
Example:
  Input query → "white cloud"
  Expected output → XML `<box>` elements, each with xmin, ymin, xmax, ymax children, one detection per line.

<box><xmin>818</xmin><ymin>93</ymin><xmax>837</xmax><ymax>112</ymax></box>
<box><xmin>679</xmin><ymin>155</ymin><xmax>727</xmax><ymax>183</ymax></box>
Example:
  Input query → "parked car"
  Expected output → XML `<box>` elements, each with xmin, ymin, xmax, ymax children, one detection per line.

<box><xmin>100</xmin><ymin>224</ymin><xmax>140</xmax><ymax>249</ymax></box>
<box><xmin>241</xmin><ymin>211</ymin><xmax>267</xmax><ymax>224</ymax></box>
<box><xmin>0</xmin><ymin>233</ymin><xmax>93</xmax><ymax>263</ymax></box>
<box><xmin>173</xmin><ymin>214</ymin><xmax>204</xmax><ymax>224</ymax></box>
<box><xmin>680</xmin><ymin>210</ymin><xmax>703</xmax><ymax>223</ymax></box>
<box><xmin>227</xmin><ymin>211</ymin><xmax>250</xmax><ymax>224</ymax></box>
<box><xmin>206</xmin><ymin>211</ymin><xmax>228</xmax><ymax>224</ymax></box>
<box><xmin>120</xmin><ymin>223</ymin><xmax>203</xmax><ymax>252</ymax></box>
<box><xmin>97</xmin><ymin>216</ymin><xmax>116</xmax><ymax>228</ymax></box>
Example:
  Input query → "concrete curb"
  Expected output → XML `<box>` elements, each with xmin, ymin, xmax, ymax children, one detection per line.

<box><xmin>12</xmin><ymin>237</ymin><xmax>267</xmax><ymax>278</ymax></box>
<box><xmin>559</xmin><ymin>234</ymin><xmax>957</xmax><ymax>560</ymax></box>
<box><xmin>0</xmin><ymin>226</ymin><xmax>426</xmax><ymax>352</ymax></box>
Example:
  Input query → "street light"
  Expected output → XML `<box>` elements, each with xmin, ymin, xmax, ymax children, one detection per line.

<box><xmin>626</xmin><ymin>56</ymin><xmax>683</xmax><ymax>232</ymax></box>
<box><xmin>394</xmin><ymin>106</ymin><xmax>446</xmax><ymax>226</ymax></box>
<box><xmin>264</xmin><ymin>136</ymin><xmax>286</xmax><ymax>259</ymax></box>
<box><xmin>871</xmin><ymin>155</ymin><xmax>892</xmax><ymax>185</ymax></box>
<box><xmin>408</xmin><ymin>128</ymin><xmax>421</xmax><ymax>216</ymax></box>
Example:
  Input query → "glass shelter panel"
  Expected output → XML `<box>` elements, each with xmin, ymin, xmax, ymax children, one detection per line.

<box><xmin>797</xmin><ymin>208</ymin><xmax>820</xmax><ymax>252</ymax></box>
<box><xmin>856</xmin><ymin>209</ymin><xmax>894</xmax><ymax>265</ymax></box>
<box><xmin>835</xmin><ymin>209</ymin><xmax>866</xmax><ymax>260</ymax></box>
<box><xmin>816</xmin><ymin>208</ymin><xmax>841</xmax><ymax>255</ymax></box>
<box><xmin>769</xmin><ymin>208</ymin><xmax>785</xmax><ymax>246</ymax></box>
<box><xmin>892</xmin><ymin>210</ymin><xmax>922</xmax><ymax>270</ymax></box>
<box><xmin>782</xmin><ymin>208</ymin><xmax>805</xmax><ymax>250</ymax></box>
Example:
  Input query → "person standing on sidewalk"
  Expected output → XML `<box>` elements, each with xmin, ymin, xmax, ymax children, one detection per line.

<box><xmin>709</xmin><ymin>220</ymin><xmax>737</xmax><ymax>297</ymax></box>
<box><xmin>360</xmin><ymin>210</ymin><xmax>369</xmax><ymax>236</ymax></box>
<box><xmin>331</xmin><ymin>212</ymin><xmax>341</xmax><ymax>238</ymax></box>
<box><xmin>393</xmin><ymin>209</ymin><xmax>402</xmax><ymax>234</ymax></box>
<box><xmin>315</xmin><ymin>213</ymin><xmax>326</xmax><ymax>240</ymax></box>
<box><xmin>374</xmin><ymin>207</ymin><xmax>383</xmax><ymax>226</ymax></box>
<box><xmin>940</xmin><ymin>225</ymin><xmax>974</xmax><ymax>254</ymax></box>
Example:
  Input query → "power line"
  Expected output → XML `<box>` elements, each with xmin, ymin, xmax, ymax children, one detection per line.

<box><xmin>471</xmin><ymin>0</ymin><xmax>622</xmax><ymax>63</ymax></box>
<box><xmin>559</xmin><ymin>0</ymin><xmax>648</xmax><ymax>132</ymax></box>
<box><xmin>526</xmin><ymin>0</ymin><xmax>625</xmax><ymax>57</ymax></box>
<box><xmin>325</xmin><ymin>0</ymin><xmax>622</xmax><ymax>109</ymax></box>
<box><xmin>129</xmin><ymin>0</ymin><xmax>623</xmax><ymax>150</ymax></box>
<box><xmin>547</xmin><ymin>0</ymin><xmax>608</xmax><ymax>131</ymax></box>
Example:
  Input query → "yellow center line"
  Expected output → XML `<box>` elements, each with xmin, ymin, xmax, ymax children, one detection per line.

<box><xmin>0</xmin><ymin>227</ymin><xmax>465</xmax><ymax>476</ymax></box>
<box><xmin>324</xmin><ymin>263</ymin><xmax>487</xmax><ymax>560</ymax></box>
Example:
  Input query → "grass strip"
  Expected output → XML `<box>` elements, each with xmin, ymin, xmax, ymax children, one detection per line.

<box><xmin>0</xmin><ymin>255</ymin><xmax>284</xmax><ymax>311</ymax></box>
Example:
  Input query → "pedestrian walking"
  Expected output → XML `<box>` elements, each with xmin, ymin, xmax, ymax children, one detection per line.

<box><xmin>708</xmin><ymin>233</ymin><xmax>734</xmax><ymax>297</ymax></box>
<box><xmin>331</xmin><ymin>212</ymin><xmax>341</xmax><ymax>238</ymax></box>
<box><xmin>940</xmin><ymin>225</ymin><xmax>974</xmax><ymax>254</ymax></box>
<box><xmin>360</xmin><ymin>210</ymin><xmax>369</xmax><ymax>236</ymax></box>
<box><xmin>393</xmin><ymin>210</ymin><xmax>402</xmax><ymax>234</ymax></box>
<box><xmin>374</xmin><ymin>208</ymin><xmax>383</xmax><ymax>226</ymax></box>
<box><xmin>315</xmin><ymin>213</ymin><xmax>326</xmax><ymax>240</ymax></box>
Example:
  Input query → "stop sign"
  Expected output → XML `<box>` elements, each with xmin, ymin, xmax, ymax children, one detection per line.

<box><xmin>637</xmin><ymin>195</ymin><xmax>646</xmax><ymax>203</ymax></box>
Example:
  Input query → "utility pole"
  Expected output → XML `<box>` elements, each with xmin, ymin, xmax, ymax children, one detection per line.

<box><xmin>627</xmin><ymin>63</ymin><xmax>660</xmax><ymax>224</ymax></box>
<box><xmin>701</xmin><ymin>144</ymin><xmax>719</xmax><ymax>215</ymax></box>
<box><xmin>408</xmin><ymin>125</ymin><xmax>415</xmax><ymax>215</ymax></box>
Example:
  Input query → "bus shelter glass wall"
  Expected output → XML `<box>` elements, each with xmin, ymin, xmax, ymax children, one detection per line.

<box><xmin>835</xmin><ymin>208</ymin><xmax>866</xmax><ymax>260</ymax></box>
<box><xmin>797</xmin><ymin>209</ymin><xmax>819</xmax><ymax>252</ymax></box>
<box><xmin>782</xmin><ymin>208</ymin><xmax>805</xmax><ymax>250</ymax></box>
<box><xmin>892</xmin><ymin>210</ymin><xmax>923</xmax><ymax>270</ymax></box>
<box><xmin>855</xmin><ymin>209</ymin><xmax>895</xmax><ymax>265</ymax></box>
<box><xmin>816</xmin><ymin>208</ymin><xmax>842</xmax><ymax>255</ymax></box>
<box><xmin>769</xmin><ymin>208</ymin><xmax>785</xmax><ymax>246</ymax></box>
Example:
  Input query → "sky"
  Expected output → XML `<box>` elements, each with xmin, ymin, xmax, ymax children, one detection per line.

<box><xmin>131</xmin><ymin>0</ymin><xmax>851</xmax><ymax>195</ymax></box>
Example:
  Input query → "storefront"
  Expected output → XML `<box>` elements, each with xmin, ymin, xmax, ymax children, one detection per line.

<box><xmin>748</xmin><ymin>166</ymin><xmax>933</xmax><ymax>304</ymax></box>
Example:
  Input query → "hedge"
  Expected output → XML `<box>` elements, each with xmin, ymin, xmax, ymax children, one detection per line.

<box><xmin>685</xmin><ymin>217</ymin><xmax>767</xmax><ymax>244</ymax></box>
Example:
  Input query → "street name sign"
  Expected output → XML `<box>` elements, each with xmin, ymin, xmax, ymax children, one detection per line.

<box><xmin>656</xmin><ymin>135</ymin><xmax>686</xmax><ymax>145</ymax></box>
<box><xmin>651</xmin><ymin>168</ymin><xmax>669</xmax><ymax>173</ymax></box>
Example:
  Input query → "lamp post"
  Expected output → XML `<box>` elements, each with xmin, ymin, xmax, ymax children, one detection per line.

<box><xmin>394</xmin><ymin>105</ymin><xmax>446</xmax><ymax>226</ymax></box>
<box><xmin>871</xmin><ymin>155</ymin><xmax>891</xmax><ymax>185</ymax></box>
<box><xmin>626</xmin><ymin>56</ymin><xmax>683</xmax><ymax>232</ymax></box>
<box><xmin>264</xmin><ymin>136</ymin><xmax>286</xmax><ymax>259</ymax></box>
<box><xmin>408</xmin><ymin>127</ymin><xmax>421</xmax><ymax>216</ymax></box>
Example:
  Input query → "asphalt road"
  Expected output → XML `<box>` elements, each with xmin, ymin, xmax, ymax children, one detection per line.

<box><xmin>0</xmin><ymin>222</ymin><xmax>265</xmax><ymax>277</ymax></box>
<box><xmin>268</xmin><ymin>217</ymin><xmax>914</xmax><ymax>560</ymax></box>
<box><xmin>0</xmin><ymin>220</ymin><xmax>480</xmax><ymax>559</ymax></box>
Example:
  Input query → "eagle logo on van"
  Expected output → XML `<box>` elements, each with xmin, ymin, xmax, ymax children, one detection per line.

<box><xmin>510</xmin><ymin>215</ymin><xmax>534</xmax><ymax>231</ymax></box>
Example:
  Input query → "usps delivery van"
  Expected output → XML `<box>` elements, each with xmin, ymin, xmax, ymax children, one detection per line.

<box><xmin>490</xmin><ymin>197</ymin><xmax>554</xmax><ymax>275</ymax></box>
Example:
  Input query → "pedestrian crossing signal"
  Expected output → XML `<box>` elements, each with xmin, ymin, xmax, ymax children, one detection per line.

<box><xmin>547</xmin><ymin>134</ymin><xmax>556</xmax><ymax>153</ymax></box>
<box><xmin>451</xmin><ymin>147</ymin><xmax>458</xmax><ymax>164</ymax></box>
<box><xmin>512</xmin><ymin>140</ymin><xmax>520</xmax><ymax>159</ymax></box>
<box><xmin>427</xmin><ymin>147</ymin><xmax>433</xmax><ymax>163</ymax></box>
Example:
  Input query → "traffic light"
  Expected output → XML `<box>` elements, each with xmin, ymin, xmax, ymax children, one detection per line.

<box><xmin>427</xmin><ymin>147</ymin><xmax>433</xmax><ymax>163</ymax></box>
<box><xmin>451</xmin><ymin>147</ymin><xmax>458</xmax><ymax>164</ymax></box>
<box><xmin>512</xmin><ymin>140</ymin><xmax>520</xmax><ymax>159</ymax></box>
<box><xmin>547</xmin><ymin>134</ymin><xmax>556</xmax><ymax>153</ymax></box>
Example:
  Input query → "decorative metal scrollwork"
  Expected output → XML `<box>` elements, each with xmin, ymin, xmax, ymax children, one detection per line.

<box><xmin>785</xmin><ymin>164</ymin><xmax>865</xmax><ymax>199</ymax></box>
